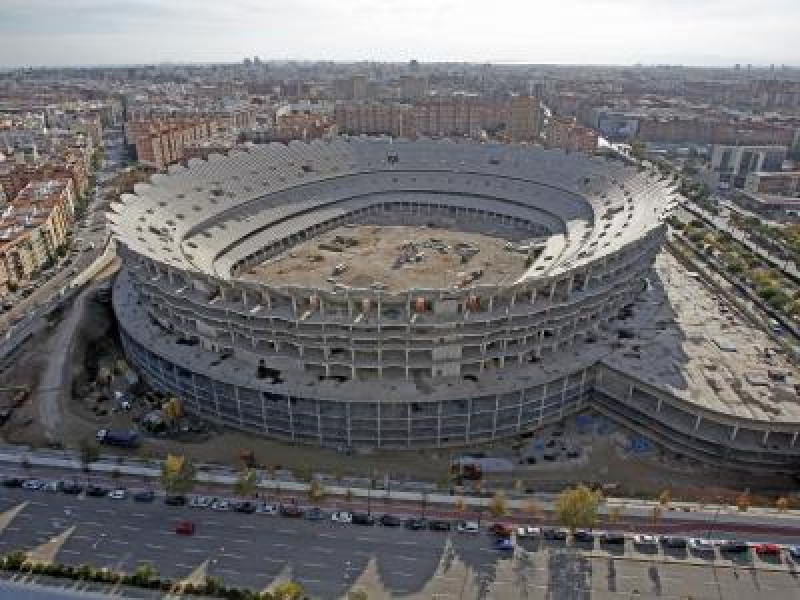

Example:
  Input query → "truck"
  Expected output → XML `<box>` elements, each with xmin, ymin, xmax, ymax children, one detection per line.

<box><xmin>96</xmin><ymin>429</ymin><xmax>139</xmax><ymax>448</ymax></box>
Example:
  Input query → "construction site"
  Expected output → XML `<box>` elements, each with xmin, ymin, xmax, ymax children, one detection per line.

<box><xmin>241</xmin><ymin>224</ymin><xmax>533</xmax><ymax>292</ymax></box>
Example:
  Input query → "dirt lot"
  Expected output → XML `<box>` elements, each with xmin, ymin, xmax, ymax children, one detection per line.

<box><xmin>242</xmin><ymin>225</ymin><xmax>529</xmax><ymax>292</ymax></box>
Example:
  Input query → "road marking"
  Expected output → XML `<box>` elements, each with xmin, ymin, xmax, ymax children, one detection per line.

<box><xmin>97</xmin><ymin>553</ymin><xmax>117</xmax><ymax>560</ymax></box>
<box><xmin>396</xmin><ymin>555</ymin><xmax>419</xmax><ymax>561</ymax></box>
<box><xmin>317</xmin><ymin>533</ymin><xmax>337</xmax><ymax>539</ymax></box>
<box><xmin>183</xmin><ymin>548</ymin><xmax>205</xmax><ymax>554</ymax></box>
<box><xmin>221</xmin><ymin>553</ymin><xmax>244</xmax><ymax>560</ymax></box>
<box><xmin>263</xmin><ymin>557</ymin><xmax>284</xmax><ymax>563</ymax></box>
<box><xmin>59</xmin><ymin>549</ymin><xmax>81</xmax><ymax>555</ymax></box>
<box><xmin>392</xmin><ymin>572</ymin><xmax>415</xmax><ymax>577</ymax></box>
<box><xmin>111</xmin><ymin>539</ymin><xmax>129</xmax><ymax>546</ymax></box>
<box><xmin>131</xmin><ymin>513</ymin><xmax>147</xmax><ymax>518</ymax></box>
<box><xmin>202</xmin><ymin>521</ymin><xmax>221</xmax><ymax>526</ymax></box>
<box><xmin>231</xmin><ymin>539</ymin><xmax>251</xmax><ymax>544</ymax></box>
<box><xmin>277</xmin><ymin>529</ymin><xmax>297</xmax><ymax>535</ymax></box>
<box><xmin>238</xmin><ymin>524</ymin><xmax>256</xmax><ymax>530</ymax></box>
<box><xmin>29</xmin><ymin>501</ymin><xmax>49</xmax><ymax>508</ymax></box>
<box><xmin>194</xmin><ymin>534</ymin><xmax>215</xmax><ymax>540</ymax></box>
<box><xmin>397</xmin><ymin>540</ymin><xmax>419</xmax><ymax>546</ymax></box>
<box><xmin>357</xmin><ymin>537</ymin><xmax>377</xmax><ymax>543</ymax></box>
<box><xmin>120</xmin><ymin>525</ymin><xmax>139</xmax><ymax>531</ymax></box>
<box><xmin>145</xmin><ymin>544</ymin><xmax>165</xmax><ymax>550</ymax></box>
<box><xmin>302</xmin><ymin>562</ymin><xmax>326</xmax><ymax>569</ymax></box>
<box><xmin>272</xmin><ymin>543</ymin><xmax>289</xmax><ymax>548</ymax></box>
<box><xmin>95</xmin><ymin>509</ymin><xmax>114</xmax><ymax>514</ymax></box>
<box><xmin>217</xmin><ymin>568</ymin><xmax>240</xmax><ymax>575</ymax></box>
<box><xmin>84</xmin><ymin>521</ymin><xmax>103</xmax><ymax>527</ymax></box>
<box><xmin>311</xmin><ymin>547</ymin><xmax>334</xmax><ymax>554</ymax></box>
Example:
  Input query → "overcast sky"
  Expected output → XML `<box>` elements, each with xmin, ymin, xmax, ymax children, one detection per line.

<box><xmin>1</xmin><ymin>0</ymin><xmax>798</xmax><ymax>68</ymax></box>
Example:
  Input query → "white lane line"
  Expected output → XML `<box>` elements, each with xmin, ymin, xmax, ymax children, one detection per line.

<box><xmin>83</xmin><ymin>521</ymin><xmax>103</xmax><ymax>527</ymax></box>
<box><xmin>396</xmin><ymin>540</ymin><xmax>419</xmax><ymax>546</ymax></box>
<box><xmin>357</xmin><ymin>537</ymin><xmax>377</xmax><ymax>543</ymax></box>
<box><xmin>217</xmin><ymin>568</ymin><xmax>240</xmax><ymax>575</ymax></box>
<box><xmin>29</xmin><ymin>501</ymin><xmax>49</xmax><ymax>508</ymax></box>
<box><xmin>111</xmin><ymin>539</ymin><xmax>129</xmax><ymax>546</ymax></box>
<box><xmin>263</xmin><ymin>557</ymin><xmax>284</xmax><ymax>563</ymax></box>
<box><xmin>131</xmin><ymin>513</ymin><xmax>147</xmax><ymax>518</ymax></box>
<box><xmin>202</xmin><ymin>521</ymin><xmax>221</xmax><ymax>526</ymax></box>
<box><xmin>145</xmin><ymin>544</ymin><xmax>165</xmax><ymax>550</ymax></box>
<box><xmin>317</xmin><ymin>533</ymin><xmax>337</xmax><ymax>539</ymax></box>
<box><xmin>59</xmin><ymin>549</ymin><xmax>81</xmax><ymax>555</ymax></box>
<box><xmin>312</xmin><ymin>547</ymin><xmax>334</xmax><ymax>554</ymax></box>
<box><xmin>392</xmin><ymin>572</ymin><xmax>415</xmax><ymax>577</ymax></box>
<box><xmin>95</xmin><ymin>509</ymin><xmax>114</xmax><ymax>515</ymax></box>
<box><xmin>120</xmin><ymin>525</ymin><xmax>139</xmax><ymax>531</ymax></box>
<box><xmin>238</xmin><ymin>524</ymin><xmax>256</xmax><ymax>530</ymax></box>
<box><xmin>272</xmin><ymin>543</ymin><xmax>289</xmax><ymax>548</ymax></box>
<box><xmin>396</xmin><ymin>556</ymin><xmax>419</xmax><ymax>561</ymax></box>
<box><xmin>277</xmin><ymin>529</ymin><xmax>297</xmax><ymax>535</ymax></box>
<box><xmin>97</xmin><ymin>553</ymin><xmax>117</xmax><ymax>560</ymax></box>
<box><xmin>302</xmin><ymin>562</ymin><xmax>326</xmax><ymax>569</ymax></box>
<box><xmin>194</xmin><ymin>534</ymin><xmax>215</xmax><ymax>540</ymax></box>
<box><xmin>183</xmin><ymin>548</ymin><xmax>205</xmax><ymax>554</ymax></box>
<box><xmin>221</xmin><ymin>553</ymin><xmax>245</xmax><ymax>560</ymax></box>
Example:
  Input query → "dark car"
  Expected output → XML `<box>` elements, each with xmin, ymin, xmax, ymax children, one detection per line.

<box><xmin>490</xmin><ymin>523</ymin><xmax>514</xmax><ymax>537</ymax></box>
<box><xmin>133</xmin><ymin>489</ymin><xmax>155</xmax><ymax>503</ymax></box>
<box><xmin>601</xmin><ymin>533</ymin><xmax>626</xmax><ymax>545</ymax></box>
<box><xmin>61</xmin><ymin>482</ymin><xmax>83</xmax><ymax>495</ymax></box>
<box><xmin>86</xmin><ymin>485</ymin><xmax>109</xmax><ymax>498</ymax></box>
<box><xmin>280</xmin><ymin>504</ymin><xmax>304</xmax><ymax>518</ymax></box>
<box><xmin>573</xmin><ymin>530</ymin><xmax>595</xmax><ymax>543</ymax></box>
<box><xmin>661</xmin><ymin>536</ymin><xmax>688</xmax><ymax>549</ymax></box>
<box><xmin>405</xmin><ymin>518</ymin><xmax>428</xmax><ymax>530</ymax></box>
<box><xmin>429</xmin><ymin>520</ymin><xmax>452</xmax><ymax>532</ymax></box>
<box><xmin>2</xmin><ymin>477</ymin><xmax>24</xmax><ymax>488</ymax></box>
<box><xmin>352</xmin><ymin>512</ymin><xmax>376</xmax><ymax>526</ymax></box>
<box><xmin>165</xmin><ymin>494</ymin><xmax>187</xmax><ymax>506</ymax></box>
<box><xmin>379</xmin><ymin>514</ymin><xmax>402</xmax><ymax>527</ymax></box>
<box><xmin>542</xmin><ymin>528</ymin><xmax>567</xmax><ymax>541</ymax></box>
<box><xmin>305</xmin><ymin>507</ymin><xmax>327</xmax><ymax>521</ymax></box>
<box><xmin>720</xmin><ymin>541</ymin><xmax>749</xmax><ymax>554</ymax></box>
<box><xmin>233</xmin><ymin>501</ymin><xmax>256</xmax><ymax>514</ymax></box>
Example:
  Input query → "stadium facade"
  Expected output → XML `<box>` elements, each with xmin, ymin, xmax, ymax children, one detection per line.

<box><xmin>109</xmin><ymin>138</ymin><xmax>800</xmax><ymax>472</ymax></box>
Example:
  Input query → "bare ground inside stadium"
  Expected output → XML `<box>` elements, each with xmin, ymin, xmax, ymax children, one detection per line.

<box><xmin>240</xmin><ymin>225</ymin><xmax>529</xmax><ymax>291</ymax></box>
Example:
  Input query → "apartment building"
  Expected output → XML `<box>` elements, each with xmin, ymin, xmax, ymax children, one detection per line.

<box><xmin>126</xmin><ymin>118</ymin><xmax>214</xmax><ymax>170</ymax></box>
<box><xmin>0</xmin><ymin>158</ymin><xmax>88</xmax><ymax>206</ymax></box>
<box><xmin>0</xmin><ymin>178</ymin><xmax>74</xmax><ymax>295</ymax></box>
<box><xmin>545</xmin><ymin>117</ymin><xmax>599</xmax><ymax>154</ymax></box>
<box><xmin>508</xmin><ymin>95</ymin><xmax>542</xmax><ymax>142</ymax></box>
<box><xmin>744</xmin><ymin>171</ymin><xmax>800</xmax><ymax>196</ymax></box>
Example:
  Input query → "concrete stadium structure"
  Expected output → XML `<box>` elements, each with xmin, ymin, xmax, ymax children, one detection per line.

<box><xmin>109</xmin><ymin>138</ymin><xmax>800</xmax><ymax>472</ymax></box>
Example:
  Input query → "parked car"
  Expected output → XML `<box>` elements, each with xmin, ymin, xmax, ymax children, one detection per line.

<box><xmin>428</xmin><ymin>520</ymin><xmax>452</xmax><ymax>532</ymax></box>
<box><xmin>379</xmin><ymin>514</ymin><xmax>402</xmax><ymax>527</ymax></box>
<box><xmin>165</xmin><ymin>495</ymin><xmax>187</xmax><ymax>506</ymax></box>
<box><xmin>61</xmin><ymin>482</ymin><xmax>83</xmax><ymax>495</ymax></box>
<box><xmin>175</xmin><ymin>521</ymin><xmax>195</xmax><ymax>535</ymax></box>
<box><xmin>305</xmin><ymin>507</ymin><xmax>327</xmax><ymax>521</ymax></box>
<box><xmin>331</xmin><ymin>511</ymin><xmax>353</xmax><ymax>524</ymax></box>
<box><xmin>189</xmin><ymin>495</ymin><xmax>212</xmax><ymax>508</ymax></box>
<box><xmin>633</xmin><ymin>534</ymin><xmax>659</xmax><ymax>547</ymax></box>
<box><xmin>280</xmin><ymin>504</ymin><xmax>303</xmax><ymax>518</ymax></box>
<box><xmin>661</xmin><ymin>536</ymin><xmax>688</xmax><ymax>549</ymax></box>
<box><xmin>754</xmin><ymin>543</ymin><xmax>781</xmax><ymax>556</ymax></box>
<box><xmin>86</xmin><ymin>485</ymin><xmax>110</xmax><ymax>498</ymax></box>
<box><xmin>542</xmin><ymin>528</ymin><xmax>567</xmax><ymax>541</ymax></box>
<box><xmin>516</xmin><ymin>526</ymin><xmax>540</xmax><ymax>538</ymax></box>
<box><xmin>600</xmin><ymin>532</ymin><xmax>626</xmax><ymax>545</ymax></box>
<box><xmin>133</xmin><ymin>489</ymin><xmax>155</xmax><ymax>503</ymax></box>
<box><xmin>494</xmin><ymin>538</ymin><xmax>514</xmax><ymax>552</ymax></box>
<box><xmin>688</xmin><ymin>538</ymin><xmax>715</xmax><ymax>553</ymax></box>
<box><xmin>233</xmin><ymin>501</ymin><xmax>256</xmax><ymax>514</ymax></box>
<box><xmin>788</xmin><ymin>545</ymin><xmax>800</xmax><ymax>560</ymax></box>
<box><xmin>108</xmin><ymin>488</ymin><xmax>126</xmax><ymax>500</ymax></box>
<box><xmin>719</xmin><ymin>541</ymin><xmax>749</xmax><ymax>554</ymax></box>
<box><xmin>2</xmin><ymin>477</ymin><xmax>24</xmax><ymax>488</ymax></box>
<box><xmin>256</xmin><ymin>502</ymin><xmax>279</xmax><ymax>516</ymax></box>
<box><xmin>457</xmin><ymin>521</ymin><xmax>481</xmax><ymax>534</ymax></box>
<box><xmin>573</xmin><ymin>530</ymin><xmax>595</xmax><ymax>543</ymax></box>
<box><xmin>404</xmin><ymin>518</ymin><xmax>428</xmax><ymax>530</ymax></box>
<box><xmin>22</xmin><ymin>479</ymin><xmax>44</xmax><ymax>491</ymax></box>
<box><xmin>211</xmin><ymin>498</ymin><xmax>231</xmax><ymax>511</ymax></box>
<box><xmin>489</xmin><ymin>523</ymin><xmax>514</xmax><ymax>538</ymax></box>
<box><xmin>42</xmin><ymin>481</ymin><xmax>62</xmax><ymax>493</ymax></box>
<box><xmin>352</xmin><ymin>513</ymin><xmax>376</xmax><ymax>526</ymax></box>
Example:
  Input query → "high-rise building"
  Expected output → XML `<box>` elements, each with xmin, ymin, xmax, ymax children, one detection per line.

<box><xmin>399</xmin><ymin>75</ymin><xmax>427</xmax><ymax>100</ymax></box>
<box><xmin>508</xmin><ymin>95</ymin><xmax>542</xmax><ymax>142</ymax></box>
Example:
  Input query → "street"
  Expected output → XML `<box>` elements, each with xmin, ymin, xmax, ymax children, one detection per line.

<box><xmin>1</xmin><ymin>487</ymin><xmax>799</xmax><ymax>599</ymax></box>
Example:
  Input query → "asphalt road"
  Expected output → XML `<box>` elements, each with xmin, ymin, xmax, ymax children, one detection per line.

<box><xmin>1</xmin><ymin>488</ymin><xmax>799</xmax><ymax>599</ymax></box>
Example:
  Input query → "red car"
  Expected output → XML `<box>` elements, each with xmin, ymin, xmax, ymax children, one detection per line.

<box><xmin>489</xmin><ymin>523</ymin><xmax>513</xmax><ymax>537</ymax></box>
<box><xmin>754</xmin><ymin>543</ymin><xmax>781</xmax><ymax>556</ymax></box>
<box><xmin>175</xmin><ymin>521</ymin><xmax>195</xmax><ymax>535</ymax></box>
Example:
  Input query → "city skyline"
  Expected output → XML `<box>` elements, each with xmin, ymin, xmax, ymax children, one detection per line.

<box><xmin>2</xmin><ymin>0</ymin><xmax>800</xmax><ymax>68</ymax></box>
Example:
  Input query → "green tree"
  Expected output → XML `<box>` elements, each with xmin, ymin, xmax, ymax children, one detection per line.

<box><xmin>78</xmin><ymin>437</ymin><xmax>100</xmax><ymax>472</ymax></box>
<box><xmin>488</xmin><ymin>490</ymin><xmax>509</xmax><ymax>518</ymax></box>
<box><xmin>554</xmin><ymin>485</ymin><xmax>602</xmax><ymax>533</ymax></box>
<box><xmin>131</xmin><ymin>562</ymin><xmax>158</xmax><ymax>585</ymax></box>
<box><xmin>308</xmin><ymin>479</ymin><xmax>326</xmax><ymax>503</ymax></box>
<box><xmin>234</xmin><ymin>468</ymin><xmax>258</xmax><ymax>498</ymax></box>
<box><xmin>348</xmin><ymin>590</ymin><xmax>369</xmax><ymax>600</ymax></box>
<box><xmin>272</xmin><ymin>581</ymin><xmax>305</xmax><ymax>600</ymax></box>
<box><xmin>160</xmin><ymin>454</ymin><xmax>196</xmax><ymax>495</ymax></box>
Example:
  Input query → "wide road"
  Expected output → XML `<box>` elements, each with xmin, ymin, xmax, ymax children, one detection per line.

<box><xmin>1</xmin><ymin>488</ymin><xmax>799</xmax><ymax>599</ymax></box>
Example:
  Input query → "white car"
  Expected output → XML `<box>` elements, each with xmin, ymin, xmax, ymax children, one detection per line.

<box><xmin>688</xmin><ymin>538</ymin><xmax>715</xmax><ymax>552</ymax></box>
<box><xmin>633</xmin><ymin>534</ymin><xmax>659</xmax><ymax>546</ymax></box>
<box><xmin>516</xmin><ymin>526</ymin><xmax>541</xmax><ymax>538</ymax></box>
<box><xmin>255</xmin><ymin>502</ymin><xmax>279</xmax><ymax>515</ymax></box>
<box><xmin>42</xmin><ymin>481</ymin><xmax>61</xmax><ymax>493</ymax></box>
<box><xmin>108</xmin><ymin>488</ymin><xmax>126</xmax><ymax>500</ymax></box>
<box><xmin>22</xmin><ymin>479</ymin><xmax>43</xmax><ymax>490</ymax></box>
<box><xmin>331</xmin><ymin>511</ymin><xmax>353</xmax><ymax>524</ymax></box>
<box><xmin>189</xmin><ymin>495</ymin><xmax>212</xmax><ymax>508</ymax></box>
<box><xmin>211</xmin><ymin>498</ymin><xmax>231</xmax><ymax>511</ymax></box>
<box><xmin>457</xmin><ymin>521</ymin><xmax>481</xmax><ymax>533</ymax></box>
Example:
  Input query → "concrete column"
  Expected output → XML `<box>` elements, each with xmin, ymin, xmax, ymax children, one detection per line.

<box><xmin>791</xmin><ymin>432</ymin><xmax>798</xmax><ymax>447</ymax></box>
<box><xmin>762</xmin><ymin>430</ymin><xmax>770</xmax><ymax>445</ymax></box>
<box><xmin>530</xmin><ymin>288</ymin><xmax>537</xmax><ymax>305</ymax></box>
<box><xmin>549</xmin><ymin>280</ymin><xmax>556</xmax><ymax>300</ymax></box>
<box><xmin>566</xmin><ymin>275</ymin><xmax>575</xmax><ymax>297</ymax></box>
<box><xmin>730</xmin><ymin>425</ymin><xmax>739</xmax><ymax>441</ymax></box>
<box><xmin>627</xmin><ymin>384</ymin><xmax>634</xmax><ymax>399</ymax></box>
<box><xmin>656</xmin><ymin>397</ymin><xmax>662</xmax><ymax>413</ymax></box>
<box><xmin>694</xmin><ymin>414</ymin><xmax>701</xmax><ymax>431</ymax></box>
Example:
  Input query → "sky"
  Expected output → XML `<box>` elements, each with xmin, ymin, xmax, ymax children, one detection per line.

<box><xmin>0</xmin><ymin>0</ymin><xmax>798</xmax><ymax>68</ymax></box>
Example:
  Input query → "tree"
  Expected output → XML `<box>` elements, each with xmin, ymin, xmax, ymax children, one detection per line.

<box><xmin>160</xmin><ymin>454</ymin><xmax>196</xmax><ymax>495</ymax></box>
<box><xmin>308</xmin><ymin>479</ymin><xmax>326</xmax><ymax>502</ymax></box>
<box><xmin>776</xmin><ymin>497</ymin><xmax>790</xmax><ymax>512</ymax></box>
<box><xmin>521</xmin><ymin>498</ymin><xmax>542</xmax><ymax>520</ymax></box>
<box><xmin>453</xmin><ymin>497</ymin><xmax>468</xmax><ymax>515</ymax></box>
<box><xmin>658</xmin><ymin>489</ymin><xmax>671</xmax><ymax>508</ymax></box>
<box><xmin>131</xmin><ymin>562</ymin><xmax>158</xmax><ymax>585</ymax></box>
<box><xmin>607</xmin><ymin>506</ymin><xmax>622</xmax><ymax>525</ymax></box>
<box><xmin>488</xmin><ymin>490</ymin><xmax>509</xmax><ymax>518</ymax></box>
<box><xmin>234</xmin><ymin>469</ymin><xmax>258</xmax><ymax>498</ymax></box>
<box><xmin>78</xmin><ymin>437</ymin><xmax>100</xmax><ymax>472</ymax></box>
<box><xmin>651</xmin><ymin>505</ymin><xmax>663</xmax><ymax>525</ymax></box>
<box><xmin>554</xmin><ymin>485</ymin><xmax>601</xmax><ymax>533</ymax></box>
<box><xmin>348</xmin><ymin>590</ymin><xmax>368</xmax><ymax>600</ymax></box>
<box><xmin>272</xmin><ymin>581</ymin><xmax>305</xmax><ymax>600</ymax></box>
<box><xmin>736</xmin><ymin>490</ymin><xmax>751</xmax><ymax>513</ymax></box>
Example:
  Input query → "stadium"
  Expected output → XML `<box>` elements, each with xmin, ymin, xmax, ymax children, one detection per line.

<box><xmin>109</xmin><ymin>138</ymin><xmax>800</xmax><ymax>471</ymax></box>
